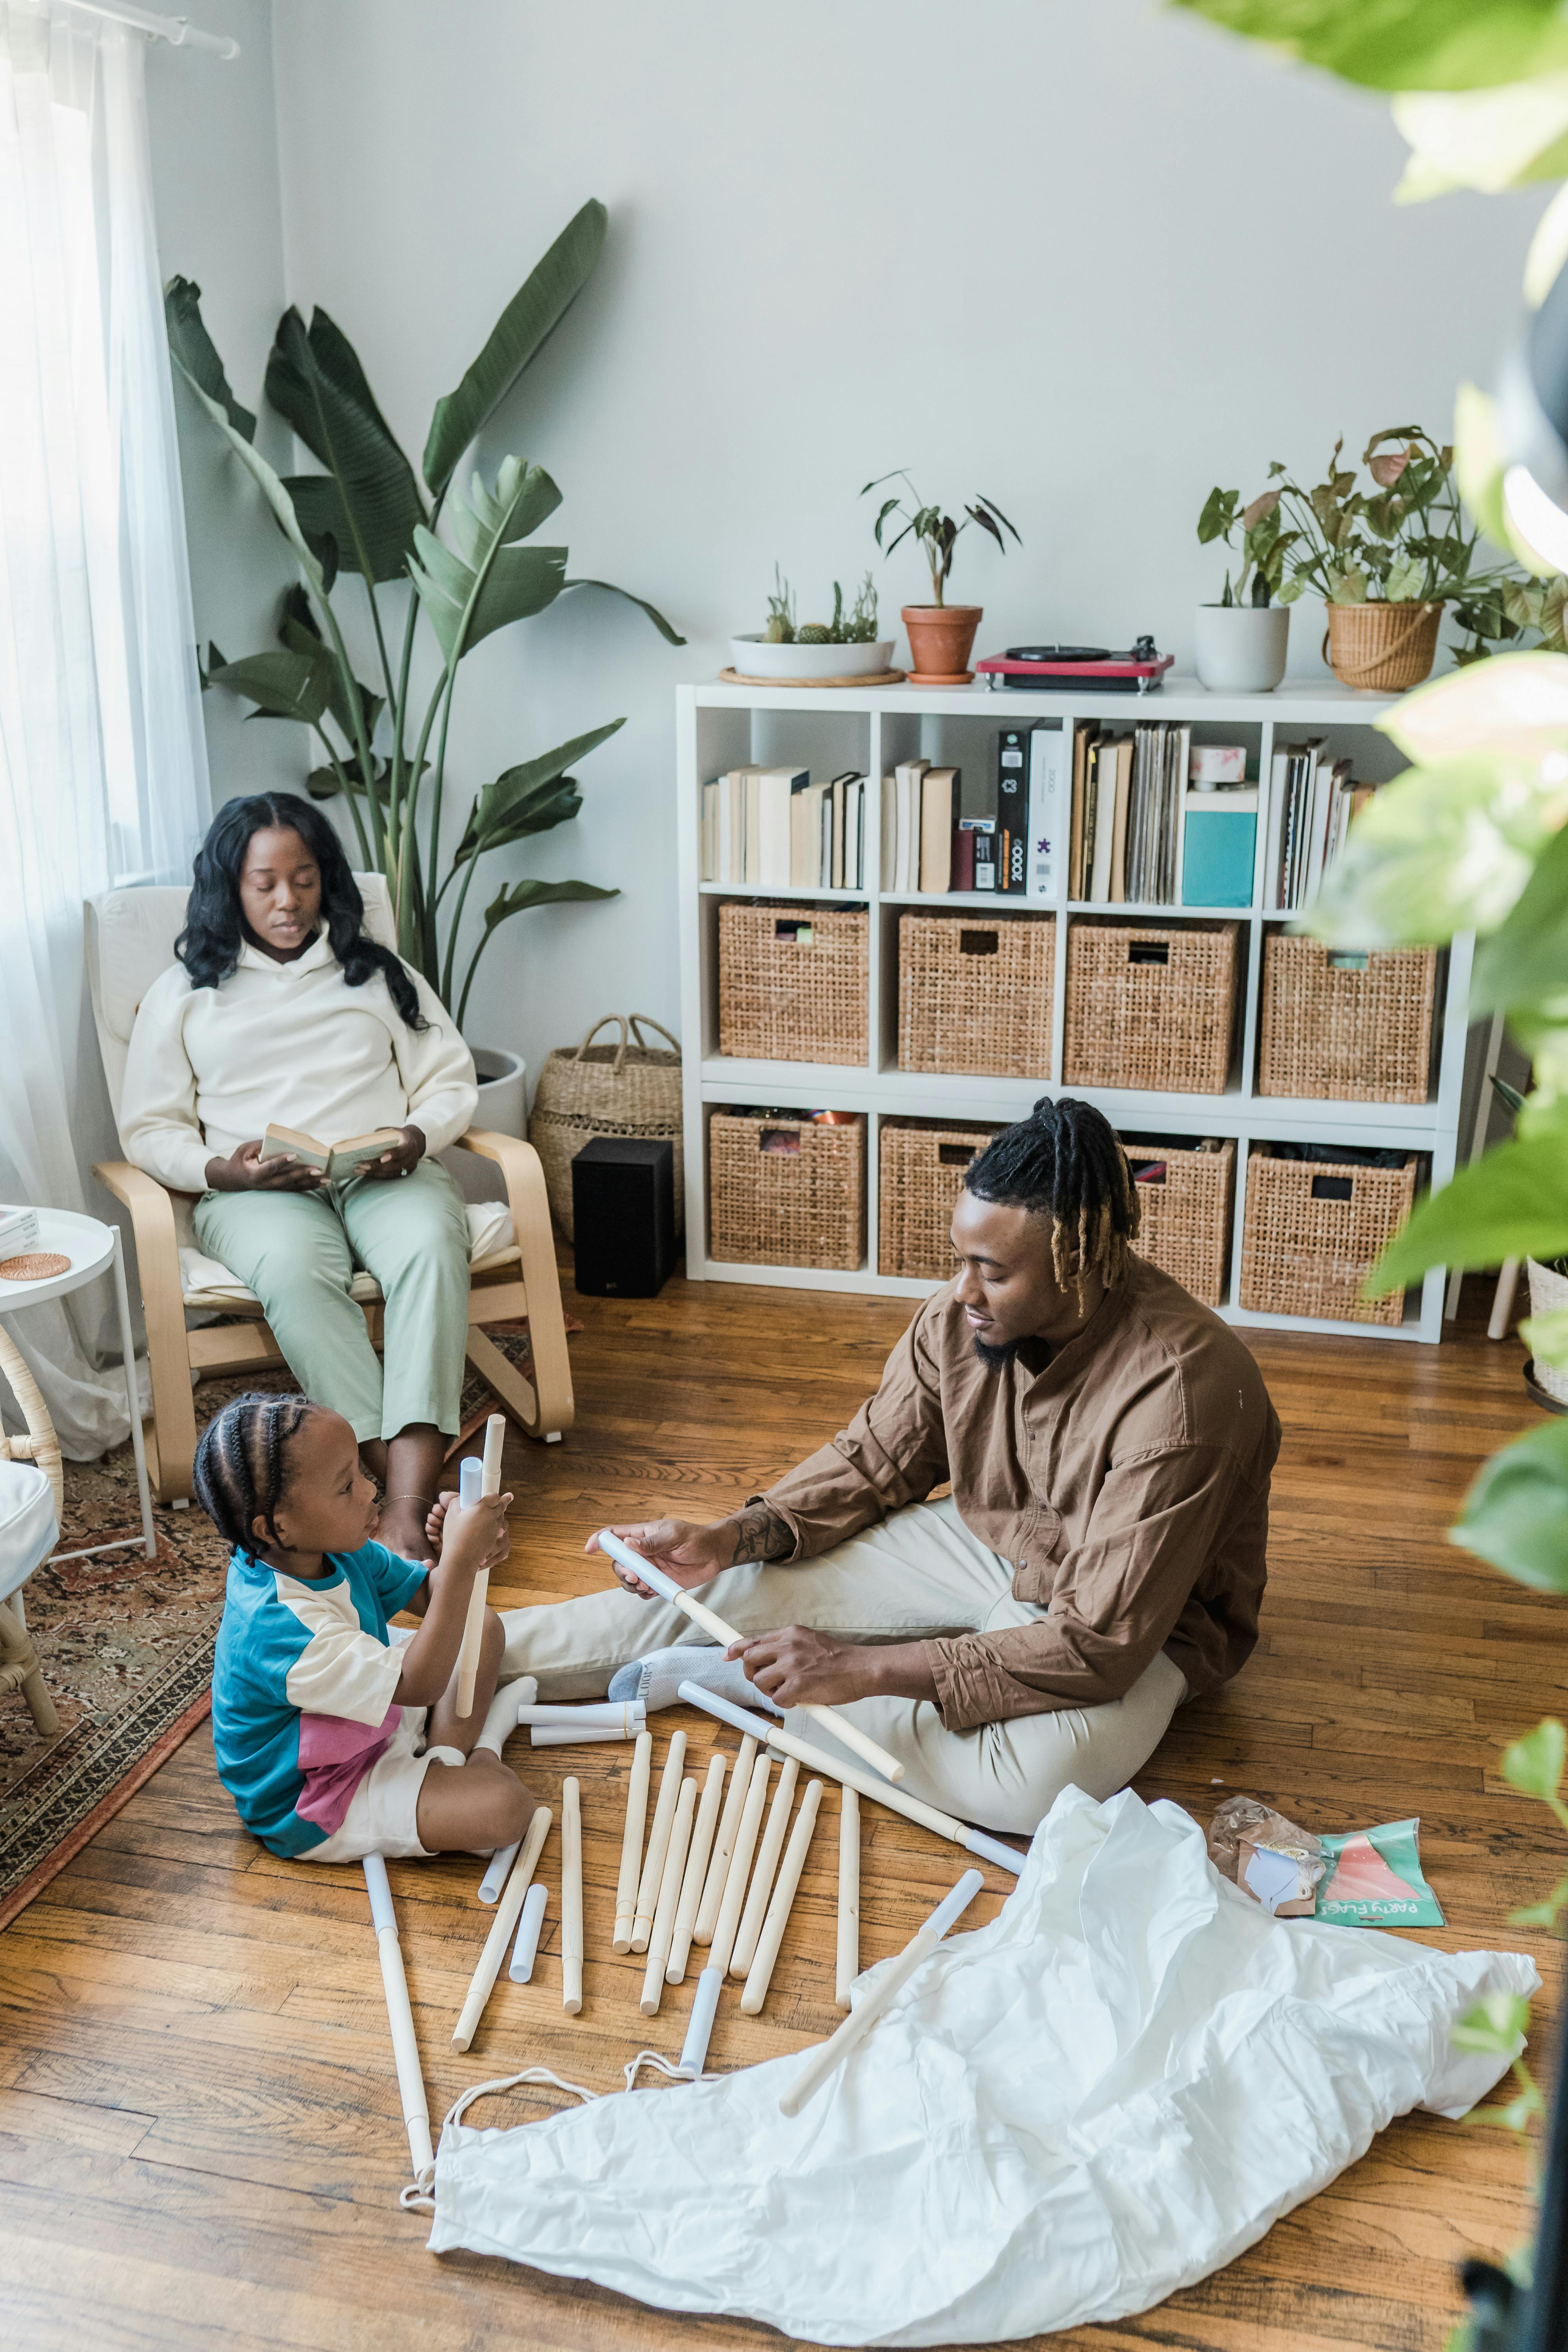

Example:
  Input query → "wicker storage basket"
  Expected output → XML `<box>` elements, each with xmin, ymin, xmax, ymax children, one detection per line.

<box><xmin>1239</xmin><ymin>1145</ymin><xmax>1417</xmax><ymax>1327</ymax></box>
<box><xmin>1257</xmin><ymin>935</ymin><xmax>1436</xmax><ymax>1105</ymax></box>
<box><xmin>531</xmin><ymin>1014</ymin><xmax>682</xmax><ymax>1241</ymax></box>
<box><xmin>1323</xmin><ymin>601</ymin><xmax>1441</xmax><ymax>693</ymax></box>
<box><xmin>718</xmin><ymin>902</ymin><xmax>869</xmax><ymax>1064</ymax></box>
<box><xmin>878</xmin><ymin>1121</ymin><xmax>1003</xmax><ymax>1279</ymax></box>
<box><xmin>708</xmin><ymin>1111</ymin><xmax>865</xmax><ymax>1270</ymax></box>
<box><xmin>897</xmin><ymin>912</ymin><xmax>1055</xmax><ymax>1076</ymax></box>
<box><xmin>1063</xmin><ymin>922</ymin><xmax>1240</xmax><ymax>1094</ymax></box>
<box><xmin>1124</xmin><ymin>1137</ymin><xmax>1235</xmax><ymax>1308</ymax></box>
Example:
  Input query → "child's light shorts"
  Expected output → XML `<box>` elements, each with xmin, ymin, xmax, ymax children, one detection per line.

<box><xmin>305</xmin><ymin>1704</ymin><xmax>465</xmax><ymax>1864</ymax></box>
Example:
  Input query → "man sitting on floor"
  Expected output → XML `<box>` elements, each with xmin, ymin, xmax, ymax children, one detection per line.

<box><xmin>499</xmin><ymin>1096</ymin><xmax>1280</xmax><ymax>1834</ymax></box>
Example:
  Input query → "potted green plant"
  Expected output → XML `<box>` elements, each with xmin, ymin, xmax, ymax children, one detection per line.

<box><xmin>1268</xmin><ymin>429</ymin><xmax>1506</xmax><ymax>691</ymax></box>
<box><xmin>164</xmin><ymin>199</ymin><xmax>682</xmax><ymax>1110</ymax></box>
<box><xmin>862</xmin><ymin>473</ymin><xmax>1021</xmax><ymax>683</ymax></box>
<box><xmin>1194</xmin><ymin>485</ymin><xmax>1297</xmax><ymax>690</ymax></box>
<box><xmin>730</xmin><ymin>567</ymin><xmax>893</xmax><ymax>680</ymax></box>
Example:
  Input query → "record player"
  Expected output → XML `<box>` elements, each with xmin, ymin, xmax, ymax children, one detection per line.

<box><xmin>976</xmin><ymin>635</ymin><xmax>1174</xmax><ymax>693</ymax></box>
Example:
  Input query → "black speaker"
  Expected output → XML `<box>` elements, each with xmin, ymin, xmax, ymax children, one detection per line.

<box><xmin>572</xmin><ymin>1136</ymin><xmax>677</xmax><ymax>1297</ymax></box>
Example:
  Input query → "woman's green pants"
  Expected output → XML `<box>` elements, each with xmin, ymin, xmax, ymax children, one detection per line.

<box><xmin>193</xmin><ymin>1160</ymin><xmax>472</xmax><ymax>1441</ymax></box>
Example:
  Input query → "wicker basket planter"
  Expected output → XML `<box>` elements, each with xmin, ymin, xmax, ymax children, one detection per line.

<box><xmin>1063</xmin><ymin>921</ymin><xmax>1240</xmax><ymax>1094</ymax></box>
<box><xmin>897</xmin><ymin>911</ymin><xmax>1055</xmax><ymax>1076</ymax></box>
<box><xmin>1239</xmin><ymin>1145</ymin><xmax>1417</xmax><ymax>1327</ymax></box>
<box><xmin>708</xmin><ymin>1111</ymin><xmax>865</xmax><ymax>1270</ymax></box>
<box><xmin>718</xmin><ymin>902</ymin><xmax>868</xmax><ymax>1065</ymax></box>
<box><xmin>1258</xmin><ymin>934</ymin><xmax>1437</xmax><ymax>1105</ymax></box>
<box><xmin>1323</xmin><ymin>602</ymin><xmax>1441</xmax><ymax>693</ymax></box>
<box><xmin>878</xmin><ymin>1121</ymin><xmax>1003</xmax><ymax>1279</ymax></box>
<box><xmin>1124</xmin><ymin>1138</ymin><xmax>1235</xmax><ymax>1308</ymax></box>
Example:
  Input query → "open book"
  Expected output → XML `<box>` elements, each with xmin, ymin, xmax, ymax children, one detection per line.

<box><xmin>260</xmin><ymin>1123</ymin><xmax>402</xmax><ymax>1182</ymax></box>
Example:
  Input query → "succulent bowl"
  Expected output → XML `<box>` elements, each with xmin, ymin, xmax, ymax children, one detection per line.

<box><xmin>729</xmin><ymin>634</ymin><xmax>896</xmax><ymax>681</ymax></box>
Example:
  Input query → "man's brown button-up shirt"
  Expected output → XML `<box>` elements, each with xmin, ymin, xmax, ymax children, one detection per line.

<box><xmin>760</xmin><ymin>1254</ymin><xmax>1281</xmax><ymax>1733</ymax></box>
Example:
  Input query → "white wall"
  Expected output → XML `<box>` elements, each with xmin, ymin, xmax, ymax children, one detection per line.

<box><xmin>160</xmin><ymin>0</ymin><xmax>1546</xmax><ymax>1088</ymax></box>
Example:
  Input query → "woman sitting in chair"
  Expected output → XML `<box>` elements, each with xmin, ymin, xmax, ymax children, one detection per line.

<box><xmin>120</xmin><ymin>793</ymin><xmax>477</xmax><ymax>1563</ymax></box>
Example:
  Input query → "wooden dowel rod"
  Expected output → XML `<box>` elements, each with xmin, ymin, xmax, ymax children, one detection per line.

<box><xmin>708</xmin><ymin>1750</ymin><xmax>770</xmax><ymax>1979</ymax></box>
<box><xmin>452</xmin><ymin>1804</ymin><xmax>551</xmax><ymax>2052</ymax></box>
<box><xmin>730</xmin><ymin>1756</ymin><xmax>799</xmax><ymax>1979</ymax></box>
<box><xmin>613</xmin><ymin>1730</ymin><xmax>653</xmax><ymax>1954</ymax></box>
<box><xmin>693</xmin><ymin>1733</ymin><xmax>756</xmax><ymax>1945</ymax></box>
<box><xmin>741</xmin><ymin>1777</ymin><xmax>822</xmax><ymax>2015</ymax></box>
<box><xmin>836</xmin><ymin>1785</ymin><xmax>859</xmax><ymax>2011</ymax></box>
<box><xmin>455</xmin><ymin>1416</ymin><xmax>505</xmax><ymax>1719</ymax></box>
<box><xmin>667</xmin><ymin>1751</ymin><xmax>726</xmax><ymax>1985</ymax></box>
<box><xmin>561</xmin><ymin>1775</ymin><xmax>583</xmax><ymax>2014</ymax></box>
<box><xmin>640</xmin><ymin>1776</ymin><xmax>696</xmax><ymax>2016</ymax></box>
<box><xmin>362</xmin><ymin>1855</ymin><xmax>432</xmax><ymax>2182</ymax></box>
<box><xmin>595</xmin><ymin>1529</ymin><xmax>905</xmax><ymax>1785</ymax></box>
<box><xmin>631</xmin><ymin>1730</ymin><xmax>686</xmax><ymax>1952</ymax></box>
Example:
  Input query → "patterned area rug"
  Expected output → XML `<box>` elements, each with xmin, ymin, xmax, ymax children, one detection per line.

<box><xmin>0</xmin><ymin>1323</ymin><xmax>566</xmax><ymax>1928</ymax></box>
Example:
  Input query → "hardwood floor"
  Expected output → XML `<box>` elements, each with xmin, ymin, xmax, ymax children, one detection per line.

<box><xmin>2</xmin><ymin>1271</ymin><xmax>1561</xmax><ymax>2350</ymax></box>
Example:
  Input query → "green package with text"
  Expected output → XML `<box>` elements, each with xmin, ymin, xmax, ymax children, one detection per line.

<box><xmin>1315</xmin><ymin>1817</ymin><xmax>1445</xmax><ymax>1929</ymax></box>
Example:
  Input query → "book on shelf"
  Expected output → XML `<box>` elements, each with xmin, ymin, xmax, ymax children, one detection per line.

<box><xmin>995</xmin><ymin>727</ymin><xmax>1029</xmax><ymax>893</ymax></box>
<box><xmin>961</xmin><ymin>815</ymin><xmax>998</xmax><ymax>891</ymax></box>
<box><xmin>755</xmin><ymin>767</ymin><xmax>804</xmax><ymax>887</ymax></box>
<box><xmin>1266</xmin><ymin>737</ymin><xmax>1363</xmax><ymax>911</ymax></box>
<box><xmin>260</xmin><ymin>1124</ymin><xmax>402</xmax><ymax>1183</ymax></box>
<box><xmin>702</xmin><ymin>768</ymin><xmax>866</xmax><ymax>890</ymax></box>
<box><xmin>920</xmin><ymin>766</ymin><xmax>959</xmax><ymax>892</ymax></box>
<box><xmin>1026</xmin><ymin>723</ymin><xmax>1064</xmax><ymax>899</ymax></box>
<box><xmin>1071</xmin><ymin>720</ymin><xmax>1192</xmax><ymax>906</ymax></box>
<box><xmin>880</xmin><ymin>758</ymin><xmax>929</xmax><ymax>894</ymax></box>
<box><xmin>950</xmin><ymin>825</ymin><xmax>976</xmax><ymax>893</ymax></box>
<box><xmin>1087</xmin><ymin>736</ymin><xmax>1122</xmax><ymax>902</ymax></box>
<box><xmin>1067</xmin><ymin>721</ymin><xmax>1100</xmax><ymax>899</ymax></box>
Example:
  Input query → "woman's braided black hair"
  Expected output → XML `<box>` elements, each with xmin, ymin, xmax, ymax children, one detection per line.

<box><xmin>176</xmin><ymin>792</ymin><xmax>428</xmax><ymax>1031</ymax></box>
<box><xmin>192</xmin><ymin>1391</ymin><xmax>315</xmax><ymax>1553</ymax></box>
<box><xmin>964</xmin><ymin>1095</ymin><xmax>1139</xmax><ymax>1301</ymax></box>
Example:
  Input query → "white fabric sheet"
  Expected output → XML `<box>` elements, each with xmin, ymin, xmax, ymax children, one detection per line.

<box><xmin>425</xmin><ymin>1785</ymin><xmax>1537</xmax><ymax>2346</ymax></box>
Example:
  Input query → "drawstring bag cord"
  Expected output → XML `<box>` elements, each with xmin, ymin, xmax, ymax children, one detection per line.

<box><xmin>398</xmin><ymin>2051</ymin><xmax>720</xmax><ymax>2214</ymax></box>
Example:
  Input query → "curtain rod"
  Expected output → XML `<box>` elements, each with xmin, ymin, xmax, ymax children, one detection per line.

<box><xmin>59</xmin><ymin>0</ymin><xmax>239</xmax><ymax>59</ymax></box>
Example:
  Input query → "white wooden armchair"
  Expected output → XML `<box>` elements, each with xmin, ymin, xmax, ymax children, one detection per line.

<box><xmin>85</xmin><ymin>877</ymin><xmax>573</xmax><ymax>1505</ymax></box>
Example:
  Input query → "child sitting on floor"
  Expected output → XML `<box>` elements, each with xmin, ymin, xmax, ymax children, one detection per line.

<box><xmin>196</xmin><ymin>1390</ymin><xmax>535</xmax><ymax>1862</ymax></box>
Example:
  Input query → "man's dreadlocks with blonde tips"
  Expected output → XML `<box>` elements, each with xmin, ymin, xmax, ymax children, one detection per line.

<box><xmin>963</xmin><ymin>1096</ymin><xmax>1140</xmax><ymax>1303</ymax></box>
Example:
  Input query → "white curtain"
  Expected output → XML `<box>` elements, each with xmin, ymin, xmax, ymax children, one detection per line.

<box><xmin>0</xmin><ymin>0</ymin><xmax>210</xmax><ymax>1454</ymax></box>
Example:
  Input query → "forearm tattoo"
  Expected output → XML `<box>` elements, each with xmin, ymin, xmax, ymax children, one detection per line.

<box><xmin>730</xmin><ymin>1501</ymin><xmax>793</xmax><ymax>1563</ymax></box>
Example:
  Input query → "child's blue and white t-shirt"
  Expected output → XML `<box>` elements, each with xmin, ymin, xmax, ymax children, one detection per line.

<box><xmin>211</xmin><ymin>1542</ymin><xmax>429</xmax><ymax>1856</ymax></box>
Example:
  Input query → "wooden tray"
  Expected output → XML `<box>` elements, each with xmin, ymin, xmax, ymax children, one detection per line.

<box><xmin>719</xmin><ymin>665</ymin><xmax>906</xmax><ymax>689</ymax></box>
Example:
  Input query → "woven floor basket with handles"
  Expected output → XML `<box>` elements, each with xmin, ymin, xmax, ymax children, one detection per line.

<box><xmin>531</xmin><ymin>1014</ymin><xmax>683</xmax><ymax>1241</ymax></box>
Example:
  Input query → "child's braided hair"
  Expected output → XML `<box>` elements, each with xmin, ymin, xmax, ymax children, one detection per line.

<box><xmin>963</xmin><ymin>1095</ymin><xmax>1139</xmax><ymax>1302</ymax></box>
<box><xmin>192</xmin><ymin>1391</ymin><xmax>315</xmax><ymax>1552</ymax></box>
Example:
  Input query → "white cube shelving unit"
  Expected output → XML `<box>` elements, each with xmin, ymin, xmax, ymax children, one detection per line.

<box><xmin>675</xmin><ymin>675</ymin><xmax>1471</xmax><ymax>1343</ymax></box>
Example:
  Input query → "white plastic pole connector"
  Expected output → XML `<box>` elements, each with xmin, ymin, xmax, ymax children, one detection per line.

<box><xmin>677</xmin><ymin>1749</ymin><xmax>770</xmax><ymax>2079</ymax></box>
<box><xmin>679</xmin><ymin>1963</ymin><xmax>723</xmax><ymax>2079</ymax></box>
<box><xmin>666</xmin><ymin>1750</ymin><xmax>727</xmax><ymax>1986</ymax></box>
<box><xmin>561</xmin><ymin>1774</ymin><xmax>583</xmax><ymax>2015</ymax></box>
<box><xmin>595</xmin><ymin>1528</ymin><xmax>906</xmax><ymax>1786</ymax></box>
<box><xmin>452</xmin><ymin>1804</ymin><xmax>551</xmax><ymax>2052</ymax></box>
<box><xmin>363</xmin><ymin>1855</ymin><xmax>434</xmax><ymax>2184</ymax></box>
<box><xmin>508</xmin><ymin>1879</ymin><xmax>548</xmax><ymax>1983</ymax></box>
<box><xmin>694</xmin><ymin>1734</ymin><xmax>757</xmax><ymax>1945</ymax></box>
<box><xmin>455</xmin><ymin>1414</ymin><xmax>505</xmax><ymax>1719</ymax></box>
<box><xmin>836</xmin><ymin>1786</ymin><xmax>860</xmax><ymax>2011</ymax></box>
<box><xmin>478</xmin><ymin>1673</ymin><xmax>537</xmax><ymax>1900</ymax></box>
<box><xmin>613</xmin><ymin>1730</ymin><xmax>653</xmax><ymax>1953</ymax></box>
<box><xmin>778</xmin><ymin>1868</ymin><xmax>984</xmax><ymax>2118</ymax></box>
<box><xmin>678</xmin><ymin>1681</ymin><xmax>1024</xmax><ymax>1879</ymax></box>
<box><xmin>631</xmin><ymin>1730</ymin><xmax>686</xmax><ymax>1952</ymax></box>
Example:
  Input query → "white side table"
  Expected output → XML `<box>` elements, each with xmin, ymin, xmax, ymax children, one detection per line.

<box><xmin>0</xmin><ymin>1208</ymin><xmax>156</xmax><ymax>1563</ymax></box>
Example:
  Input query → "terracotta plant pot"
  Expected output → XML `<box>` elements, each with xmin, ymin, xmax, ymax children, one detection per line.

<box><xmin>1322</xmin><ymin>601</ymin><xmax>1442</xmax><ymax>693</ymax></box>
<box><xmin>902</xmin><ymin>604</ymin><xmax>982</xmax><ymax>684</ymax></box>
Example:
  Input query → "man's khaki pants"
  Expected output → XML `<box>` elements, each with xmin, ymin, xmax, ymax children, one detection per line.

<box><xmin>500</xmin><ymin>1496</ymin><xmax>1186</xmax><ymax>1835</ymax></box>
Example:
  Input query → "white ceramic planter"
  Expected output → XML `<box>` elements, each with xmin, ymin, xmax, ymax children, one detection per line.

<box><xmin>471</xmin><ymin>1045</ymin><xmax>527</xmax><ymax>1138</ymax></box>
<box><xmin>1194</xmin><ymin>603</ymin><xmax>1290</xmax><ymax>693</ymax></box>
<box><xmin>729</xmin><ymin>633</ymin><xmax>896</xmax><ymax>680</ymax></box>
<box><xmin>1527</xmin><ymin>1257</ymin><xmax>1568</xmax><ymax>1403</ymax></box>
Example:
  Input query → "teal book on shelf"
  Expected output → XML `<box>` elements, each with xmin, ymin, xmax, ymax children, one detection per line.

<box><xmin>1182</xmin><ymin>790</ymin><xmax>1257</xmax><ymax>907</ymax></box>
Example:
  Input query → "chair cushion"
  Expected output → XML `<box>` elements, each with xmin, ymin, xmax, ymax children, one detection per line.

<box><xmin>0</xmin><ymin>1457</ymin><xmax>59</xmax><ymax>1598</ymax></box>
<box><xmin>178</xmin><ymin>1200</ymin><xmax>517</xmax><ymax>1309</ymax></box>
